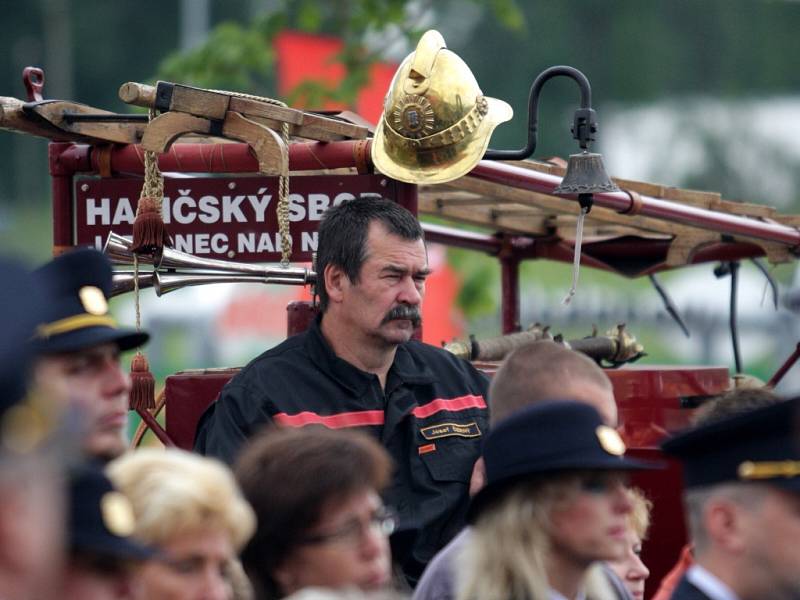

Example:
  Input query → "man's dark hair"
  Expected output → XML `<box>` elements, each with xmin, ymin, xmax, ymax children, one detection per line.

<box><xmin>235</xmin><ymin>426</ymin><xmax>393</xmax><ymax>600</ymax></box>
<box><xmin>315</xmin><ymin>198</ymin><xmax>424</xmax><ymax>312</ymax></box>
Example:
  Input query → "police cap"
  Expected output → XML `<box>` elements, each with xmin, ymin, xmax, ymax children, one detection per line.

<box><xmin>661</xmin><ymin>396</ymin><xmax>800</xmax><ymax>491</ymax></box>
<box><xmin>468</xmin><ymin>400</ymin><xmax>656</xmax><ymax>521</ymax></box>
<box><xmin>32</xmin><ymin>248</ymin><xmax>148</xmax><ymax>354</ymax></box>
<box><xmin>0</xmin><ymin>257</ymin><xmax>42</xmax><ymax>415</ymax></box>
<box><xmin>69</xmin><ymin>462</ymin><xmax>154</xmax><ymax>561</ymax></box>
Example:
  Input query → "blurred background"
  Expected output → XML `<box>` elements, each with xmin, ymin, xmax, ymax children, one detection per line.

<box><xmin>3</xmin><ymin>0</ymin><xmax>800</xmax><ymax>391</ymax></box>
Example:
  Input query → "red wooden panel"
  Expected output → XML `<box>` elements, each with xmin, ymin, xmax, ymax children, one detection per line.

<box><xmin>165</xmin><ymin>368</ymin><xmax>240</xmax><ymax>450</ymax></box>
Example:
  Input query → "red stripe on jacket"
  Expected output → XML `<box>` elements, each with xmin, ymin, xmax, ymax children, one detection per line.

<box><xmin>273</xmin><ymin>410</ymin><xmax>385</xmax><ymax>428</ymax></box>
<box><xmin>273</xmin><ymin>394</ymin><xmax>486</xmax><ymax>429</ymax></box>
<box><xmin>412</xmin><ymin>394</ymin><xmax>487</xmax><ymax>419</ymax></box>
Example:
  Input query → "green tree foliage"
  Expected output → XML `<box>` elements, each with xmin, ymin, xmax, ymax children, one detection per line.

<box><xmin>153</xmin><ymin>0</ymin><xmax>523</xmax><ymax>105</ymax></box>
<box><xmin>157</xmin><ymin>20</ymin><xmax>276</xmax><ymax>92</ymax></box>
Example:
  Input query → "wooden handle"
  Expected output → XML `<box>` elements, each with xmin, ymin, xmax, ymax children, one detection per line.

<box><xmin>119</xmin><ymin>82</ymin><xmax>156</xmax><ymax>108</ymax></box>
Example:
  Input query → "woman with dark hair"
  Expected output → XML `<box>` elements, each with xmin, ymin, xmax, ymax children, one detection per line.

<box><xmin>235</xmin><ymin>427</ymin><xmax>396</xmax><ymax>600</ymax></box>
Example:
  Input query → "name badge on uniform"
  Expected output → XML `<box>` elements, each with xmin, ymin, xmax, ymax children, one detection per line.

<box><xmin>420</xmin><ymin>421</ymin><xmax>481</xmax><ymax>440</ymax></box>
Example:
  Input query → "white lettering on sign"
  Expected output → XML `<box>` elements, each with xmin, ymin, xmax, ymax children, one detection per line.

<box><xmin>222</xmin><ymin>195</ymin><xmax>247</xmax><ymax>223</ymax></box>
<box><xmin>301</xmin><ymin>231</ymin><xmax>318</xmax><ymax>252</ymax></box>
<box><xmin>333</xmin><ymin>192</ymin><xmax>355</xmax><ymax>205</ymax></box>
<box><xmin>173</xmin><ymin>233</ymin><xmax>230</xmax><ymax>255</ymax></box>
<box><xmin>248</xmin><ymin>188</ymin><xmax>272</xmax><ymax>222</ymax></box>
<box><xmin>198</xmin><ymin>196</ymin><xmax>221</xmax><ymax>223</ymax></box>
<box><xmin>173</xmin><ymin>191</ymin><xmax>197</xmax><ymax>224</ymax></box>
<box><xmin>84</xmin><ymin>191</ymin><xmax>384</xmax><ymax>227</ymax></box>
<box><xmin>307</xmin><ymin>193</ymin><xmax>328</xmax><ymax>220</ymax></box>
<box><xmin>288</xmin><ymin>193</ymin><xmax>306</xmax><ymax>222</ymax></box>
<box><xmin>86</xmin><ymin>198</ymin><xmax>109</xmax><ymax>225</ymax></box>
<box><xmin>237</xmin><ymin>232</ymin><xmax>296</xmax><ymax>254</ymax></box>
<box><xmin>161</xmin><ymin>197</ymin><xmax>172</xmax><ymax>224</ymax></box>
<box><xmin>112</xmin><ymin>198</ymin><xmax>135</xmax><ymax>225</ymax></box>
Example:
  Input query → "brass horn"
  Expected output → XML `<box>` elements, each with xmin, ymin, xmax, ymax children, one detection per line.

<box><xmin>104</xmin><ymin>232</ymin><xmax>316</xmax><ymax>291</ymax></box>
<box><xmin>110</xmin><ymin>270</ymin><xmax>311</xmax><ymax>298</ymax></box>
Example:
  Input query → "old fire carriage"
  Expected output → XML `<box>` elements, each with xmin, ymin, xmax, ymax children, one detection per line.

<box><xmin>3</xmin><ymin>50</ymin><xmax>800</xmax><ymax>596</ymax></box>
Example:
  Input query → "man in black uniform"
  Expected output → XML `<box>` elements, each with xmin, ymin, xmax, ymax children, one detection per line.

<box><xmin>31</xmin><ymin>248</ymin><xmax>149</xmax><ymax>461</ymax></box>
<box><xmin>662</xmin><ymin>396</ymin><xmax>800</xmax><ymax>600</ymax></box>
<box><xmin>195</xmin><ymin>198</ymin><xmax>489</xmax><ymax>583</ymax></box>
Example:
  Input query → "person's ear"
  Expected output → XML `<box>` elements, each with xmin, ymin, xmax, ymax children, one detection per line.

<box><xmin>324</xmin><ymin>264</ymin><xmax>348</xmax><ymax>305</ymax></box>
<box><xmin>705</xmin><ymin>499</ymin><xmax>747</xmax><ymax>553</ymax></box>
<box><xmin>469</xmin><ymin>457</ymin><xmax>486</xmax><ymax>497</ymax></box>
<box><xmin>272</xmin><ymin>558</ymin><xmax>301</xmax><ymax>596</ymax></box>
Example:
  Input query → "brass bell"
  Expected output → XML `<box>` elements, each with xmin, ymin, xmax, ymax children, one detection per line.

<box><xmin>553</xmin><ymin>151</ymin><xmax>619</xmax><ymax>196</ymax></box>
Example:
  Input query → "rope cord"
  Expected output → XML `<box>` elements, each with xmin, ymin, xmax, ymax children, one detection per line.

<box><xmin>133</xmin><ymin>254</ymin><xmax>141</xmax><ymax>331</ymax></box>
<box><xmin>138</xmin><ymin>108</ymin><xmax>164</xmax><ymax>208</ymax></box>
<box><xmin>210</xmin><ymin>89</ymin><xmax>293</xmax><ymax>266</ymax></box>
<box><xmin>562</xmin><ymin>206</ymin><xmax>588</xmax><ymax>305</ymax></box>
<box><xmin>278</xmin><ymin>121</ymin><xmax>291</xmax><ymax>266</ymax></box>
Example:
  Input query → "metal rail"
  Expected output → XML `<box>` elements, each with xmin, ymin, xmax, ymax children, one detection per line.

<box><xmin>51</xmin><ymin>140</ymin><xmax>800</xmax><ymax>249</ymax></box>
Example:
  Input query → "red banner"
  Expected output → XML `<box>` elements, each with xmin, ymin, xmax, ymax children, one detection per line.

<box><xmin>74</xmin><ymin>174</ymin><xmax>396</xmax><ymax>262</ymax></box>
<box><xmin>274</xmin><ymin>30</ymin><xmax>397</xmax><ymax>124</ymax></box>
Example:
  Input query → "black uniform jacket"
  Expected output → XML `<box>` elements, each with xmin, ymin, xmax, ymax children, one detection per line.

<box><xmin>670</xmin><ymin>576</ymin><xmax>713</xmax><ymax>600</ymax></box>
<box><xmin>194</xmin><ymin>316</ymin><xmax>490</xmax><ymax>582</ymax></box>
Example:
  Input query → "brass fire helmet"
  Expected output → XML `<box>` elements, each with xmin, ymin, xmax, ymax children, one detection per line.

<box><xmin>371</xmin><ymin>30</ymin><xmax>513</xmax><ymax>184</ymax></box>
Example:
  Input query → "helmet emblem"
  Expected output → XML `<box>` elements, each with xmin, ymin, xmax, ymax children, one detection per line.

<box><xmin>391</xmin><ymin>95</ymin><xmax>435</xmax><ymax>139</ymax></box>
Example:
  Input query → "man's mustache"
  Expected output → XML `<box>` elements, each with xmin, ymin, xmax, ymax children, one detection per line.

<box><xmin>381</xmin><ymin>304</ymin><xmax>422</xmax><ymax>328</ymax></box>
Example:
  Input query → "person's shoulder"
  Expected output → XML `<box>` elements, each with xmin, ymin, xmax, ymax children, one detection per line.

<box><xmin>249</xmin><ymin>331</ymin><xmax>307</xmax><ymax>365</ymax></box>
<box><xmin>405</xmin><ymin>340</ymin><xmax>476</xmax><ymax>370</ymax></box>
<box><xmin>406</xmin><ymin>341</ymin><xmax>488</xmax><ymax>379</ymax></box>
<box><xmin>669</xmin><ymin>575</ymin><xmax>712</xmax><ymax>600</ymax></box>
<box><xmin>413</xmin><ymin>528</ymin><xmax>471</xmax><ymax>600</ymax></box>
<box><xmin>226</xmin><ymin>332</ymin><xmax>309</xmax><ymax>385</ymax></box>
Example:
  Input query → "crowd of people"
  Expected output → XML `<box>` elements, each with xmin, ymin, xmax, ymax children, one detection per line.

<box><xmin>2</xmin><ymin>197</ymin><xmax>800</xmax><ymax>600</ymax></box>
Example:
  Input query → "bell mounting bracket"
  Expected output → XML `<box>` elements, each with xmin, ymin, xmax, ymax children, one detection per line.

<box><xmin>484</xmin><ymin>65</ymin><xmax>597</xmax><ymax>161</ymax></box>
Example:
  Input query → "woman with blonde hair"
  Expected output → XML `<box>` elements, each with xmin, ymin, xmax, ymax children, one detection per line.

<box><xmin>107</xmin><ymin>448</ymin><xmax>256</xmax><ymax>600</ymax></box>
<box><xmin>607</xmin><ymin>488</ymin><xmax>651</xmax><ymax>600</ymax></box>
<box><xmin>457</xmin><ymin>401</ymin><xmax>656</xmax><ymax>600</ymax></box>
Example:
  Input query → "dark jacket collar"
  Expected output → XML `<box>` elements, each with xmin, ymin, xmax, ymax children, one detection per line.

<box><xmin>305</xmin><ymin>315</ymin><xmax>436</xmax><ymax>395</ymax></box>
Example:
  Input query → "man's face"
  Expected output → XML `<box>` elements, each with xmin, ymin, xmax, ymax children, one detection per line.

<box><xmin>548</xmin><ymin>471</ymin><xmax>633</xmax><ymax>567</ymax></box>
<box><xmin>740</xmin><ymin>486</ymin><xmax>800</xmax><ymax>600</ymax></box>
<box><xmin>337</xmin><ymin>222</ymin><xmax>429</xmax><ymax>347</ymax></box>
<box><xmin>33</xmin><ymin>343</ymin><xmax>131</xmax><ymax>459</ymax></box>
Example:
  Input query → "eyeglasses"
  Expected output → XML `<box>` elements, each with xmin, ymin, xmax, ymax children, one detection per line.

<box><xmin>297</xmin><ymin>506</ymin><xmax>397</xmax><ymax>546</ymax></box>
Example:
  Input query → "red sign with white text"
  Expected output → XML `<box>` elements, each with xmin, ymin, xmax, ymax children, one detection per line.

<box><xmin>74</xmin><ymin>174</ymin><xmax>396</xmax><ymax>263</ymax></box>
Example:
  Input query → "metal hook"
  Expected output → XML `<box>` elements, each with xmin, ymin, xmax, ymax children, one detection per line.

<box><xmin>483</xmin><ymin>65</ymin><xmax>596</xmax><ymax>161</ymax></box>
<box><xmin>648</xmin><ymin>273</ymin><xmax>690</xmax><ymax>338</ymax></box>
<box><xmin>750</xmin><ymin>258</ymin><xmax>778</xmax><ymax>310</ymax></box>
<box><xmin>714</xmin><ymin>261</ymin><xmax>742</xmax><ymax>374</ymax></box>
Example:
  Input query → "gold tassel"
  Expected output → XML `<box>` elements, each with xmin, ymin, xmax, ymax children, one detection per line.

<box><xmin>129</xmin><ymin>351</ymin><xmax>155</xmax><ymax>411</ymax></box>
